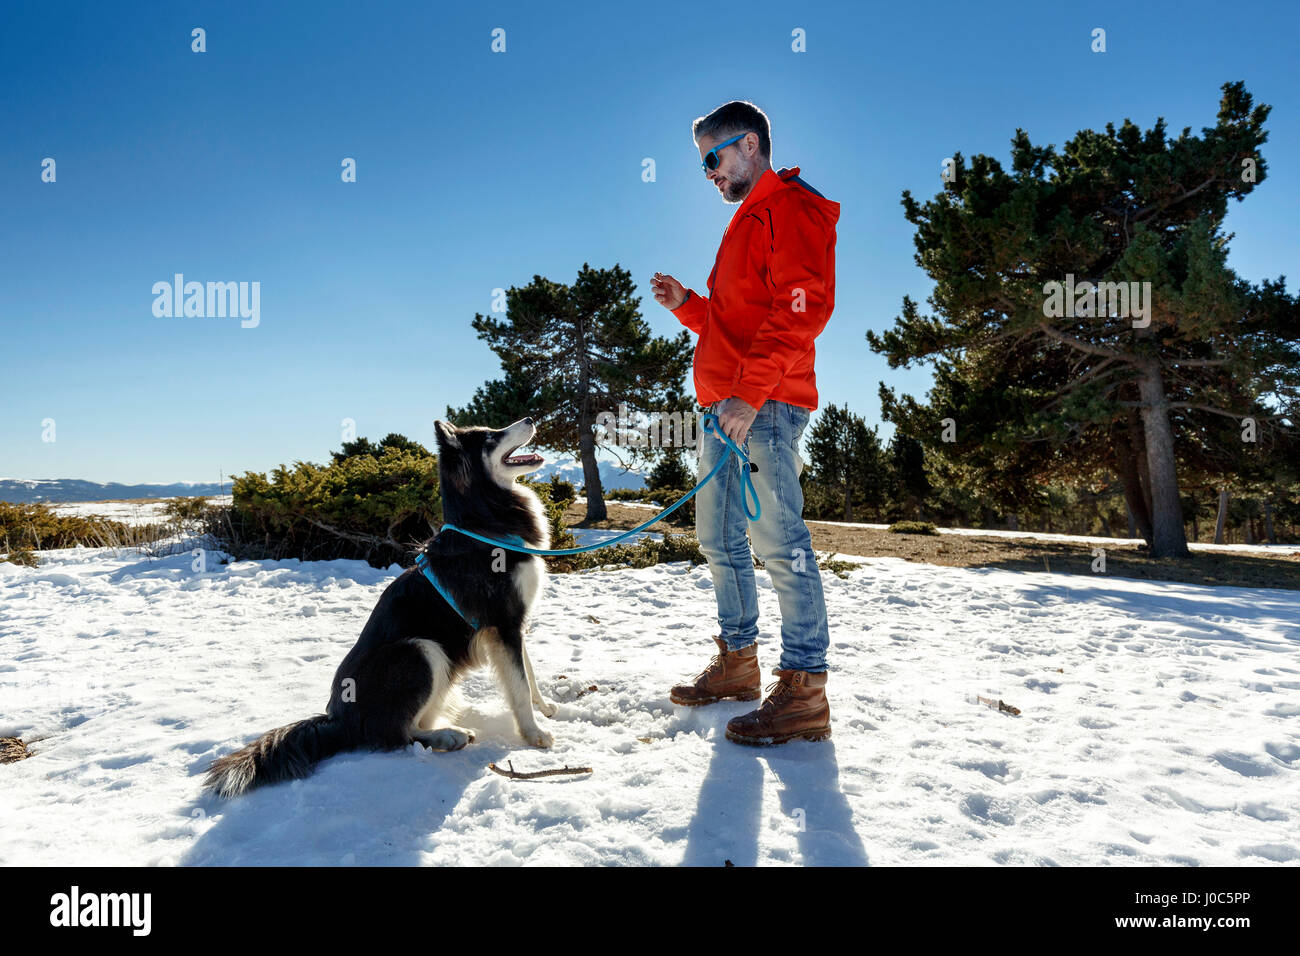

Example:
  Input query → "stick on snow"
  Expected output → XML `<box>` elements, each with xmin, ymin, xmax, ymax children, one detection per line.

<box><xmin>487</xmin><ymin>760</ymin><xmax>593</xmax><ymax>780</ymax></box>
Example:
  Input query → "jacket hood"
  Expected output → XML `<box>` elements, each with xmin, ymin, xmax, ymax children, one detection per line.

<box><xmin>774</xmin><ymin>166</ymin><xmax>840</xmax><ymax>226</ymax></box>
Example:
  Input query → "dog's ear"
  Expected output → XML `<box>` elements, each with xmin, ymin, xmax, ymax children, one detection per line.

<box><xmin>433</xmin><ymin>420</ymin><xmax>471</xmax><ymax>494</ymax></box>
<box><xmin>433</xmin><ymin>420</ymin><xmax>460</xmax><ymax>450</ymax></box>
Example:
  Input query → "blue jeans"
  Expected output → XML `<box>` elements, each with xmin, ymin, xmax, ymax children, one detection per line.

<box><xmin>694</xmin><ymin>399</ymin><xmax>830</xmax><ymax>672</ymax></box>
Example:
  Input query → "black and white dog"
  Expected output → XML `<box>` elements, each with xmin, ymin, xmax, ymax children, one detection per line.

<box><xmin>203</xmin><ymin>417</ymin><xmax>556</xmax><ymax>798</ymax></box>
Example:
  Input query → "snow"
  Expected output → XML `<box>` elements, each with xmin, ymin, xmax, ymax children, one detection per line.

<box><xmin>2</xmin><ymin>539</ymin><xmax>1297</xmax><ymax>866</ymax></box>
<box><xmin>577</xmin><ymin>496</ymin><xmax>659</xmax><ymax>509</ymax></box>
<box><xmin>567</xmin><ymin>527</ymin><xmax>662</xmax><ymax>548</ymax></box>
<box><xmin>45</xmin><ymin>495</ymin><xmax>233</xmax><ymax>527</ymax></box>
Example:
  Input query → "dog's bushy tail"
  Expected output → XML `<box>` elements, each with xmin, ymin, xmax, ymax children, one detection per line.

<box><xmin>203</xmin><ymin>715</ymin><xmax>350</xmax><ymax>798</ymax></box>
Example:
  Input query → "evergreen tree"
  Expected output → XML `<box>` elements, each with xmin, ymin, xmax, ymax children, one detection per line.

<box><xmin>448</xmin><ymin>264</ymin><xmax>694</xmax><ymax>521</ymax></box>
<box><xmin>805</xmin><ymin>404</ymin><xmax>887</xmax><ymax>521</ymax></box>
<box><xmin>332</xmin><ymin>436</ymin><xmax>379</xmax><ymax>462</ymax></box>
<box><xmin>886</xmin><ymin>433</ymin><xmax>931</xmax><ymax>521</ymax></box>
<box><xmin>869</xmin><ymin>82</ymin><xmax>1298</xmax><ymax>557</ymax></box>
<box><xmin>648</xmin><ymin>447</ymin><xmax>694</xmax><ymax>492</ymax></box>
<box><xmin>331</xmin><ymin>433</ymin><xmax>430</xmax><ymax>464</ymax></box>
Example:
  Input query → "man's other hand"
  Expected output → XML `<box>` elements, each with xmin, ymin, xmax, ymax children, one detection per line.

<box><xmin>712</xmin><ymin>396</ymin><xmax>760</xmax><ymax>444</ymax></box>
<box><xmin>651</xmin><ymin>272</ymin><xmax>688</xmax><ymax>310</ymax></box>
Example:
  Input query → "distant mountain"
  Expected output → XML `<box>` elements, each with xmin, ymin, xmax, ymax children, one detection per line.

<box><xmin>533</xmin><ymin>456</ymin><xmax>651</xmax><ymax>492</ymax></box>
<box><xmin>0</xmin><ymin>459</ymin><xmax>651</xmax><ymax>504</ymax></box>
<box><xmin>0</xmin><ymin>478</ymin><xmax>227</xmax><ymax>504</ymax></box>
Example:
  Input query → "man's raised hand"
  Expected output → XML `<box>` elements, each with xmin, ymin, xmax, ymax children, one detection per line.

<box><xmin>651</xmin><ymin>272</ymin><xmax>687</xmax><ymax>310</ymax></box>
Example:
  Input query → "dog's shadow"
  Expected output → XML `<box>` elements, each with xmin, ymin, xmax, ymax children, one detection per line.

<box><xmin>181</xmin><ymin>711</ymin><xmax>526</xmax><ymax>866</ymax></box>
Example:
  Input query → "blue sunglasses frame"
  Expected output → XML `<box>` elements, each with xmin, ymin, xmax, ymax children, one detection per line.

<box><xmin>701</xmin><ymin>132</ymin><xmax>749</xmax><ymax>171</ymax></box>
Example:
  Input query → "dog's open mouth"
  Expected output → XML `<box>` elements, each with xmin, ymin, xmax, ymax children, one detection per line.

<box><xmin>502</xmin><ymin>444</ymin><xmax>544</xmax><ymax>467</ymax></box>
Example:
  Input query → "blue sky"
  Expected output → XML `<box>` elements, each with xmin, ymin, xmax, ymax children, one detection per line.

<box><xmin>2</xmin><ymin>0</ymin><xmax>1297</xmax><ymax>483</ymax></box>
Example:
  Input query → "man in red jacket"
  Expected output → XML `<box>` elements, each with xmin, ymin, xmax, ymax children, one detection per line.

<box><xmin>651</xmin><ymin>99</ymin><xmax>838</xmax><ymax>745</ymax></box>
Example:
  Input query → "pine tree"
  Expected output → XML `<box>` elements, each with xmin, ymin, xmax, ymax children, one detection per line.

<box><xmin>886</xmin><ymin>433</ymin><xmax>931</xmax><ymax>522</ymax></box>
<box><xmin>331</xmin><ymin>433</ymin><xmax>429</xmax><ymax>464</ymax></box>
<box><xmin>448</xmin><ymin>264</ymin><xmax>694</xmax><ymax>521</ymax></box>
<box><xmin>805</xmin><ymin>404</ymin><xmax>887</xmax><ymax>521</ymax></box>
<box><xmin>869</xmin><ymin>82</ymin><xmax>1298</xmax><ymax>558</ymax></box>
<box><xmin>648</xmin><ymin>447</ymin><xmax>695</xmax><ymax>492</ymax></box>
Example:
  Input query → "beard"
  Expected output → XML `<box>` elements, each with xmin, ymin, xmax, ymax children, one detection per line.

<box><xmin>719</xmin><ymin>155</ymin><xmax>755</xmax><ymax>203</ymax></box>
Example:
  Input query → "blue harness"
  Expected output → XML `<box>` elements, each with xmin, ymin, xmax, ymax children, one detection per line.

<box><xmin>414</xmin><ymin>533</ymin><xmax>526</xmax><ymax>629</ymax></box>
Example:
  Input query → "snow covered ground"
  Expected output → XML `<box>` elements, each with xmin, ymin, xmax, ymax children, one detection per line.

<box><xmin>45</xmin><ymin>495</ymin><xmax>233</xmax><ymax>527</ymax></box>
<box><xmin>1</xmin><ymin>539</ymin><xmax>1297</xmax><ymax>866</ymax></box>
<box><xmin>568</xmin><ymin>527</ymin><xmax>662</xmax><ymax>549</ymax></box>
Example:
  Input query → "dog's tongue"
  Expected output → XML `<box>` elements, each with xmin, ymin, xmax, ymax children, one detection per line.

<box><xmin>506</xmin><ymin>452</ymin><xmax>543</xmax><ymax>465</ymax></box>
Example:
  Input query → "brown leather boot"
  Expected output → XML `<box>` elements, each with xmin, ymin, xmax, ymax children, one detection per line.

<box><xmin>725</xmin><ymin>669</ymin><xmax>831</xmax><ymax>745</ymax></box>
<box><xmin>669</xmin><ymin>637</ymin><xmax>760</xmax><ymax>706</ymax></box>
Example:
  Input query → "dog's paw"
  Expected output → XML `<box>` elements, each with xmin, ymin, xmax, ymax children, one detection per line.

<box><xmin>522</xmin><ymin>726</ymin><xmax>554</xmax><ymax>748</ymax></box>
<box><xmin>537</xmin><ymin>697</ymin><xmax>558</xmax><ymax>718</ymax></box>
<box><xmin>414</xmin><ymin>728</ymin><xmax>473</xmax><ymax>751</ymax></box>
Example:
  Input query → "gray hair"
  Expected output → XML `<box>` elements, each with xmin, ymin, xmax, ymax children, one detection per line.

<box><xmin>692</xmin><ymin>100</ymin><xmax>772</xmax><ymax>161</ymax></box>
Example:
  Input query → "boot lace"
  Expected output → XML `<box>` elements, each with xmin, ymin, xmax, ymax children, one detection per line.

<box><xmin>694</xmin><ymin>652</ymin><xmax>726</xmax><ymax>682</ymax></box>
<box><xmin>758</xmin><ymin>675</ymin><xmax>796</xmax><ymax>712</ymax></box>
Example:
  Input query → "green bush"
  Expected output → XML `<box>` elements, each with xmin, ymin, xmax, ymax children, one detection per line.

<box><xmin>605</xmin><ymin>487</ymin><xmax>651</xmax><ymax>501</ymax></box>
<box><xmin>0</xmin><ymin>501</ymin><xmax>167</xmax><ymax>563</ymax></box>
<box><xmin>521</xmin><ymin>475</ymin><xmax>579</xmax><ymax>557</ymax></box>
<box><xmin>888</xmin><ymin>520</ymin><xmax>938</xmax><ymax>535</ymax></box>
<box><xmin>203</xmin><ymin>441</ymin><xmax>583</xmax><ymax>569</ymax></box>
<box><xmin>547</xmin><ymin>478</ymin><xmax>576</xmax><ymax>505</ymax></box>
<box><xmin>645</xmin><ymin>486</ymin><xmax>694</xmax><ymax>525</ymax></box>
<box><xmin>2</xmin><ymin>547</ymin><xmax>39</xmax><ymax>567</ymax></box>
<box><xmin>205</xmin><ymin>446</ymin><xmax>440</xmax><ymax>567</ymax></box>
<box><xmin>162</xmin><ymin>495</ymin><xmax>211</xmax><ymax>527</ymax></box>
<box><xmin>558</xmin><ymin>529</ymin><xmax>706</xmax><ymax>572</ymax></box>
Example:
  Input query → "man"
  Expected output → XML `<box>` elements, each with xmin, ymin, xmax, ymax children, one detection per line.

<box><xmin>651</xmin><ymin>99</ymin><xmax>839</xmax><ymax>745</ymax></box>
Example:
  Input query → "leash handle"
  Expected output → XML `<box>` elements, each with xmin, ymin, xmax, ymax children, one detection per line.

<box><xmin>440</xmin><ymin>412</ymin><xmax>760</xmax><ymax>556</ymax></box>
<box><xmin>702</xmin><ymin>413</ymin><xmax>762</xmax><ymax>522</ymax></box>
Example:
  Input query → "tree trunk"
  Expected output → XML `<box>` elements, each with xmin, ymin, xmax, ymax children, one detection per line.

<box><xmin>1133</xmin><ymin>426</ymin><xmax>1154</xmax><ymax>522</ymax></box>
<box><xmin>1244</xmin><ymin>515</ymin><xmax>1255</xmax><ymax>545</ymax></box>
<box><xmin>576</xmin><ymin>370</ymin><xmax>604</xmax><ymax>523</ymax></box>
<box><xmin>1214</xmin><ymin>487</ymin><xmax>1229</xmax><ymax>544</ymax></box>
<box><xmin>1136</xmin><ymin>364</ymin><xmax>1190</xmax><ymax>558</ymax></box>
<box><xmin>1114</xmin><ymin>428</ymin><xmax>1153</xmax><ymax>542</ymax></box>
<box><xmin>1264</xmin><ymin>496</ymin><xmax>1276</xmax><ymax>543</ymax></box>
<box><xmin>1007</xmin><ymin>512</ymin><xmax>1019</xmax><ymax>531</ymax></box>
<box><xmin>578</xmin><ymin>423</ymin><xmax>606</xmax><ymax>522</ymax></box>
<box><xmin>843</xmin><ymin>467</ymin><xmax>853</xmax><ymax>522</ymax></box>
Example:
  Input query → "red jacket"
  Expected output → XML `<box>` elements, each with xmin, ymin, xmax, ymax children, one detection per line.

<box><xmin>672</xmin><ymin>166</ymin><xmax>839</xmax><ymax>411</ymax></box>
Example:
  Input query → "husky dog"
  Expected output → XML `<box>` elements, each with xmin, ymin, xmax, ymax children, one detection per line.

<box><xmin>203</xmin><ymin>417</ymin><xmax>557</xmax><ymax>798</ymax></box>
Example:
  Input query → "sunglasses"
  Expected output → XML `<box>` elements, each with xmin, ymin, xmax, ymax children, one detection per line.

<box><xmin>701</xmin><ymin>132</ymin><xmax>749</xmax><ymax>171</ymax></box>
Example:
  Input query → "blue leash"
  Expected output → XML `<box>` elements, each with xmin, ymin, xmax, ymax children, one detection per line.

<box><xmin>440</xmin><ymin>412</ymin><xmax>759</xmax><ymax>556</ymax></box>
<box><xmin>415</xmin><ymin>413</ymin><xmax>760</xmax><ymax>626</ymax></box>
